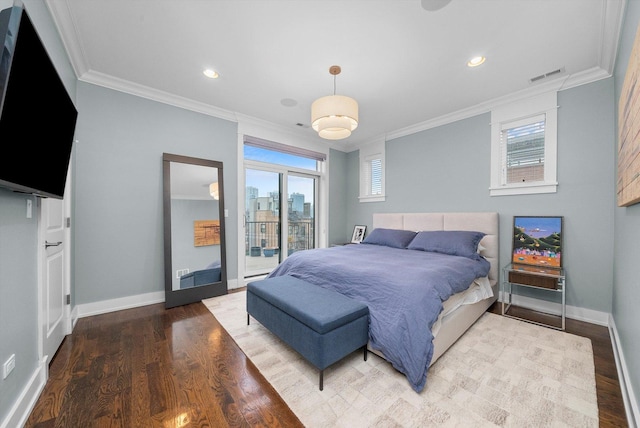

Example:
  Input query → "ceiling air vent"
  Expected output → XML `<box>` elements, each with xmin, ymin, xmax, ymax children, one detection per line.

<box><xmin>529</xmin><ymin>67</ymin><xmax>566</xmax><ymax>84</ymax></box>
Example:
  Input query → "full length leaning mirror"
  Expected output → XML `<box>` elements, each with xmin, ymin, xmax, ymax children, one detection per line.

<box><xmin>163</xmin><ymin>153</ymin><xmax>227</xmax><ymax>309</ymax></box>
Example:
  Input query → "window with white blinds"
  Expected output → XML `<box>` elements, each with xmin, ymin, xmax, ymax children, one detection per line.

<box><xmin>490</xmin><ymin>92</ymin><xmax>558</xmax><ymax>196</ymax></box>
<box><xmin>359</xmin><ymin>139</ymin><xmax>385</xmax><ymax>202</ymax></box>
<box><xmin>502</xmin><ymin>115</ymin><xmax>545</xmax><ymax>184</ymax></box>
<box><xmin>365</xmin><ymin>156</ymin><xmax>383</xmax><ymax>196</ymax></box>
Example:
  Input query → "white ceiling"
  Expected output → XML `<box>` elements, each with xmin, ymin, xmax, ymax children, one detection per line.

<box><xmin>46</xmin><ymin>0</ymin><xmax>625</xmax><ymax>152</ymax></box>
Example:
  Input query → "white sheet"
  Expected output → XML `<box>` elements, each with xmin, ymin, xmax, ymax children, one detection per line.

<box><xmin>432</xmin><ymin>276</ymin><xmax>493</xmax><ymax>337</ymax></box>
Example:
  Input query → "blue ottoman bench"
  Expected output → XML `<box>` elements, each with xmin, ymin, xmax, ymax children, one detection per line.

<box><xmin>246</xmin><ymin>275</ymin><xmax>369</xmax><ymax>390</ymax></box>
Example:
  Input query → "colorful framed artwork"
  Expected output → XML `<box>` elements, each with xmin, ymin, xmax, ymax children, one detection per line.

<box><xmin>512</xmin><ymin>216</ymin><xmax>563</xmax><ymax>268</ymax></box>
<box><xmin>351</xmin><ymin>225</ymin><xmax>367</xmax><ymax>243</ymax></box>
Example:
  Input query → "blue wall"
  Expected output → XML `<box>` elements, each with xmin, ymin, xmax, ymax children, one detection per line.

<box><xmin>613</xmin><ymin>0</ymin><xmax>640</xmax><ymax>416</ymax></box>
<box><xmin>0</xmin><ymin>191</ymin><xmax>39</xmax><ymax>421</ymax></box>
<box><xmin>73</xmin><ymin>82</ymin><xmax>238</xmax><ymax>304</ymax></box>
<box><xmin>328</xmin><ymin>148</ymin><xmax>349</xmax><ymax>244</ymax></box>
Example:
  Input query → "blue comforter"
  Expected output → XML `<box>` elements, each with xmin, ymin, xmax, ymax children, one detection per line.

<box><xmin>267</xmin><ymin>243</ymin><xmax>490</xmax><ymax>392</ymax></box>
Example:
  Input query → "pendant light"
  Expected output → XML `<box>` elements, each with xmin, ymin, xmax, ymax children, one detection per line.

<box><xmin>311</xmin><ymin>66</ymin><xmax>358</xmax><ymax>140</ymax></box>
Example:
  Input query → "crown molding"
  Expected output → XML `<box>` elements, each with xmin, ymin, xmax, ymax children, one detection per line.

<box><xmin>599</xmin><ymin>0</ymin><xmax>627</xmax><ymax>75</ymax></box>
<box><xmin>79</xmin><ymin>70</ymin><xmax>239</xmax><ymax>122</ymax></box>
<box><xmin>384</xmin><ymin>66</ymin><xmax>612</xmax><ymax>144</ymax></box>
<box><xmin>45</xmin><ymin>0</ymin><xmax>86</xmax><ymax>78</ymax></box>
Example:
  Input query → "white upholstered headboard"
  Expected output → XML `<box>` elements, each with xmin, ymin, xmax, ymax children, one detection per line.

<box><xmin>372</xmin><ymin>212</ymin><xmax>499</xmax><ymax>285</ymax></box>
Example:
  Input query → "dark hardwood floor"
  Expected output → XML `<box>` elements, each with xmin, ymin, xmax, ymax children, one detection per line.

<box><xmin>25</xmin><ymin>301</ymin><xmax>303</xmax><ymax>428</ymax></box>
<box><xmin>25</xmin><ymin>298</ymin><xmax>628</xmax><ymax>427</ymax></box>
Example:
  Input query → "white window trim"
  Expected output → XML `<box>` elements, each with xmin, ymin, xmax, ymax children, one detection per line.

<box><xmin>490</xmin><ymin>92</ymin><xmax>558</xmax><ymax>196</ymax></box>
<box><xmin>359</xmin><ymin>138</ymin><xmax>386</xmax><ymax>202</ymax></box>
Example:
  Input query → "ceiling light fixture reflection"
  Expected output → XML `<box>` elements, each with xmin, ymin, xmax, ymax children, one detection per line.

<box><xmin>467</xmin><ymin>56</ymin><xmax>486</xmax><ymax>67</ymax></box>
<box><xmin>209</xmin><ymin>182</ymin><xmax>219</xmax><ymax>200</ymax></box>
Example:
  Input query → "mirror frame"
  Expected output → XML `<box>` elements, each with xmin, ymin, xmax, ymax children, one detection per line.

<box><xmin>163</xmin><ymin>153</ymin><xmax>227</xmax><ymax>308</ymax></box>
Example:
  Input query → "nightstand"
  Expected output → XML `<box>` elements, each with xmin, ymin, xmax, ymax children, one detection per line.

<box><xmin>502</xmin><ymin>262</ymin><xmax>566</xmax><ymax>330</ymax></box>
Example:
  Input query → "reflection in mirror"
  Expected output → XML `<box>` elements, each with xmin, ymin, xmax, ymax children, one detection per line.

<box><xmin>163</xmin><ymin>153</ymin><xmax>227</xmax><ymax>308</ymax></box>
<box><xmin>170</xmin><ymin>163</ymin><xmax>221</xmax><ymax>290</ymax></box>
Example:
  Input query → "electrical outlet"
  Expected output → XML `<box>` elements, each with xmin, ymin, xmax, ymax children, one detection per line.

<box><xmin>3</xmin><ymin>354</ymin><xmax>15</xmax><ymax>379</ymax></box>
<box><xmin>176</xmin><ymin>268</ymin><xmax>190</xmax><ymax>279</ymax></box>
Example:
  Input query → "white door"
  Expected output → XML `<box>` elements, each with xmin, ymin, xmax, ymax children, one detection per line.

<box><xmin>40</xmin><ymin>194</ymin><xmax>69</xmax><ymax>365</ymax></box>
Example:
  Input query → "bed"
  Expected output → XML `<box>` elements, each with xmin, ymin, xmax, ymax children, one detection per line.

<box><xmin>267</xmin><ymin>212</ymin><xmax>499</xmax><ymax>392</ymax></box>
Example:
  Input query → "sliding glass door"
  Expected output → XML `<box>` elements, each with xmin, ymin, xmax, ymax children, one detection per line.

<box><xmin>243</xmin><ymin>136</ymin><xmax>323</xmax><ymax>279</ymax></box>
<box><xmin>244</xmin><ymin>166</ymin><xmax>318</xmax><ymax>278</ymax></box>
<box><xmin>244</xmin><ymin>168</ymin><xmax>282</xmax><ymax>277</ymax></box>
<box><xmin>286</xmin><ymin>173</ymin><xmax>315</xmax><ymax>255</ymax></box>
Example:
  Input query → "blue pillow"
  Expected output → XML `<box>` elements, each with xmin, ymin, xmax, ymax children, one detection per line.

<box><xmin>361</xmin><ymin>228</ymin><xmax>417</xmax><ymax>249</ymax></box>
<box><xmin>407</xmin><ymin>230</ymin><xmax>485</xmax><ymax>259</ymax></box>
<box><xmin>205</xmin><ymin>260</ymin><xmax>221</xmax><ymax>269</ymax></box>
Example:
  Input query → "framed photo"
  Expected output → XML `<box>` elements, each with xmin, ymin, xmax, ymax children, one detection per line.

<box><xmin>351</xmin><ymin>225</ymin><xmax>367</xmax><ymax>244</ymax></box>
<box><xmin>512</xmin><ymin>216</ymin><xmax>563</xmax><ymax>268</ymax></box>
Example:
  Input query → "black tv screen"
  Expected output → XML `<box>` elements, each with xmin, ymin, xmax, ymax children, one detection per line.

<box><xmin>0</xmin><ymin>4</ymin><xmax>77</xmax><ymax>199</ymax></box>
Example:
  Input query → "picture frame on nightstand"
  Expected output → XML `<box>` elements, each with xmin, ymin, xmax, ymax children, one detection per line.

<box><xmin>504</xmin><ymin>215</ymin><xmax>566</xmax><ymax>330</ymax></box>
<box><xmin>351</xmin><ymin>225</ymin><xmax>367</xmax><ymax>243</ymax></box>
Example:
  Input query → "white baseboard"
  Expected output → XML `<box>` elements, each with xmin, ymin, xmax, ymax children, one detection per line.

<box><xmin>70</xmin><ymin>304</ymin><xmax>79</xmax><ymax>330</ymax></box>
<box><xmin>498</xmin><ymin>292</ymin><xmax>609</xmax><ymax>326</ymax></box>
<box><xmin>77</xmin><ymin>280</ymin><xmax>241</xmax><ymax>318</ymax></box>
<box><xmin>609</xmin><ymin>315</ymin><xmax>639</xmax><ymax>428</ymax></box>
<box><xmin>0</xmin><ymin>356</ymin><xmax>48</xmax><ymax>428</ymax></box>
<box><xmin>77</xmin><ymin>291</ymin><xmax>165</xmax><ymax>318</ymax></box>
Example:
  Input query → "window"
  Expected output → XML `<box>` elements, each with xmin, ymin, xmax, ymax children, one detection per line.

<box><xmin>490</xmin><ymin>92</ymin><xmax>558</xmax><ymax>196</ymax></box>
<box><xmin>359</xmin><ymin>138</ymin><xmax>385</xmax><ymax>202</ymax></box>
<box><xmin>504</xmin><ymin>116</ymin><xmax>545</xmax><ymax>184</ymax></box>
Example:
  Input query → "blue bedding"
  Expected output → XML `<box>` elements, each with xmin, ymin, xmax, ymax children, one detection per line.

<box><xmin>267</xmin><ymin>243</ymin><xmax>490</xmax><ymax>392</ymax></box>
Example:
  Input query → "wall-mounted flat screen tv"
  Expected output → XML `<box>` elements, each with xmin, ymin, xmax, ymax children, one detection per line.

<box><xmin>0</xmin><ymin>3</ymin><xmax>77</xmax><ymax>199</ymax></box>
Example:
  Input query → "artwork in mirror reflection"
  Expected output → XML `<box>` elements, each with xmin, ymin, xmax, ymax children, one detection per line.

<box><xmin>170</xmin><ymin>162</ymin><xmax>222</xmax><ymax>291</ymax></box>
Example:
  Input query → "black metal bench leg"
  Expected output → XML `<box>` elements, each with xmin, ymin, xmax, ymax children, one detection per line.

<box><xmin>319</xmin><ymin>370</ymin><xmax>323</xmax><ymax>391</ymax></box>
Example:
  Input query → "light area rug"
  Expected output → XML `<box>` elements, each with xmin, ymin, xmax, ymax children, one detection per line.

<box><xmin>203</xmin><ymin>291</ymin><xmax>598</xmax><ymax>427</ymax></box>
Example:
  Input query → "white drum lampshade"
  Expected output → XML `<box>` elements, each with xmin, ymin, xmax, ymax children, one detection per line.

<box><xmin>311</xmin><ymin>95</ymin><xmax>358</xmax><ymax>140</ymax></box>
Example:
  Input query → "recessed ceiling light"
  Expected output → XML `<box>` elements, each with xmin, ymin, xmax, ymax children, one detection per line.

<box><xmin>203</xmin><ymin>68</ymin><xmax>219</xmax><ymax>79</ymax></box>
<box><xmin>467</xmin><ymin>56</ymin><xmax>486</xmax><ymax>67</ymax></box>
